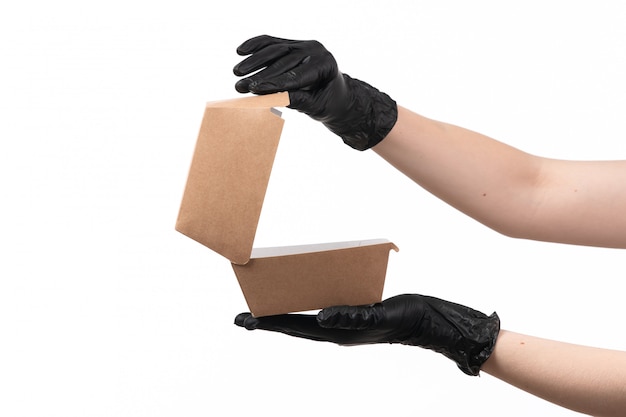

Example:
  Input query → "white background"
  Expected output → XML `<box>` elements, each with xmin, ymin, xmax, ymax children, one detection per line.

<box><xmin>1</xmin><ymin>1</ymin><xmax>625</xmax><ymax>416</ymax></box>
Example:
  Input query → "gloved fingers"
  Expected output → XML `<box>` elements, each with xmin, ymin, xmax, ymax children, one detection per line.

<box><xmin>241</xmin><ymin>55</ymin><xmax>338</xmax><ymax>95</ymax></box>
<box><xmin>317</xmin><ymin>304</ymin><xmax>385</xmax><ymax>330</ymax></box>
<box><xmin>249</xmin><ymin>58</ymin><xmax>332</xmax><ymax>94</ymax></box>
<box><xmin>234</xmin><ymin>37</ymin><xmax>336</xmax><ymax>95</ymax></box>
<box><xmin>235</xmin><ymin>312</ymin><xmax>336</xmax><ymax>342</ymax></box>
<box><xmin>234</xmin><ymin>53</ymin><xmax>311</xmax><ymax>94</ymax></box>
<box><xmin>235</xmin><ymin>35</ymin><xmax>296</xmax><ymax>56</ymax></box>
<box><xmin>233</xmin><ymin>43</ymin><xmax>298</xmax><ymax>76</ymax></box>
<box><xmin>234</xmin><ymin>312</ymin><xmax>377</xmax><ymax>345</ymax></box>
<box><xmin>239</xmin><ymin>71</ymin><xmax>305</xmax><ymax>95</ymax></box>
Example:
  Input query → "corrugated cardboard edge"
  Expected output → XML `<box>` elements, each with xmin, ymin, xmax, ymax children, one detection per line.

<box><xmin>175</xmin><ymin>93</ymin><xmax>290</xmax><ymax>264</ymax></box>
<box><xmin>232</xmin><ymin>241</ymin><xmax>399</xmax><ymax>317</ymax></box>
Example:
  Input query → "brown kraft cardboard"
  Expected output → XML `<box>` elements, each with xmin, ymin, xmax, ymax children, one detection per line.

<box><xmin>176</xmin><ymin>92</ymin><xmax>398</xmax><ymax>316</ymax></box>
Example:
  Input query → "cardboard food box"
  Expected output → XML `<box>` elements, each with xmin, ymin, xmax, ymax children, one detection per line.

<box><xmin>176</xmin><ymin>92</ymin><xmax>398</xmax><ymax>316</ymax></box>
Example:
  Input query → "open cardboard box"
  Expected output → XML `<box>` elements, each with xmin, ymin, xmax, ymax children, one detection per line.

<box><xmin>176</xmin><ymin>92</ymin><xmax>398</xmax><ymax>316</ymax></box>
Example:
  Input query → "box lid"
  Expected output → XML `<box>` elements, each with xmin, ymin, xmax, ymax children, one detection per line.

<box><xmin>175</xmin><ymin>92</ymin><xmax>290</xmax><ymax>265</ymax></box>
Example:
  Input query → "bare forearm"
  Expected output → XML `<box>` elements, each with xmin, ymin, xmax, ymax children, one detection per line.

<box><xmin>373</xmin><ymin>106</ymin><xmax>543</xmax><ymax>235</ymax></box>
<box><xmin>481</xmin><ymin>330</ymin><xmax>626</xmax><ymax>416</ymax></box>
<box><xmin>374</xmin><ymin>106</ymin><xmax>626</xmax><ymax>248</ymax></box>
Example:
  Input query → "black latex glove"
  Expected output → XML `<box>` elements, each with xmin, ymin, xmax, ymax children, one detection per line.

<box><xmin>235</xmin><ymin>294</ymin><xmax>500</xmax><ymax>376</ymax></box>
<box><xmin>233</xmin><ymin>35</ymin><xmax>398</xmax><ymax>151</ymax></box>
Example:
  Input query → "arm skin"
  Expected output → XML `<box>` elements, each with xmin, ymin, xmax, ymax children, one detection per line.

<box><xmin>374</xmin><ymin>106</ymin><xmax>626</xmax><ymax>415</ymax></box>
<box><xmin>481</xmin><ymin>330</ymin><xmax>626</xmax><ymax>417</ymax></box>
<box><xmin>373</xmin><ymin>106</ymin><xmax>626</xmax><ymax>249</ymax></box>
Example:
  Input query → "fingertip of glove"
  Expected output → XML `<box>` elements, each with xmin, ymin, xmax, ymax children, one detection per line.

<box><xmin>233</xmin><ymin>63</ymin><xmax>251</xmax><ymax>77</ymax></box>
<box><xmin>235</xmin><ymin>312</ymin><xmax>256</xmax><ymax>329</ymax></box>
<box><xmin>235</xmin><ymin>80</ymin><xmax>279</xmax><ymax>95</ymax></box>
<box><xmin>234</xmin><ymin>79</ymin><xmax>252</xmax><ymax>93</ymax></box>
<box><xmin>236</xmin><ymin>34</ymin><xmax>274</xmax><ymax>55</ymax></box>
<box><xmin>235</xmin><ymin>41</ymin><xmax>254</xmax><ymax>56</ymax></box>
<box><xmin>235</xmin><ymin>41</ymin><xmax>255</xmax><ymax>56</ymax></box>
<box><xmin>316</xmin><ymin>308</ymin><xmax>342</xmax><ymax>328</ymax></box>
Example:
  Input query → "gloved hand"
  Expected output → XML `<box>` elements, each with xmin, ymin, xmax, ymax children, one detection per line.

<box><xmin>235</xmin><ymin>294</ymin><xmax>500</xmax><ymax>376</ymax></box>
<box><xmin>233</xmin><ymin>35</ymin><xmax>398</xmax><ymax>151</ymax></box>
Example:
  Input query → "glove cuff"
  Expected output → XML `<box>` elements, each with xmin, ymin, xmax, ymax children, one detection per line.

<box><xmin>453</xmin><ymin>312</ymin><xmax>500</xmax><ymax>376</ymax></box>
<box><xmin>407</xmin><ymin>297</ymin><xmax>501</xmax><ymax>376</ymax></box>
<box><xmin>323</xmin><ymin>74</ymin><xmax>398</xmax><ymax>151</ymax></box>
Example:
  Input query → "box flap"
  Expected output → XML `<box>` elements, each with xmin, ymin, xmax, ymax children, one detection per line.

<box><xmin>176</xmin><ymin>92</ymin><xmax>290</xmax><ymax>264</ymax></box>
